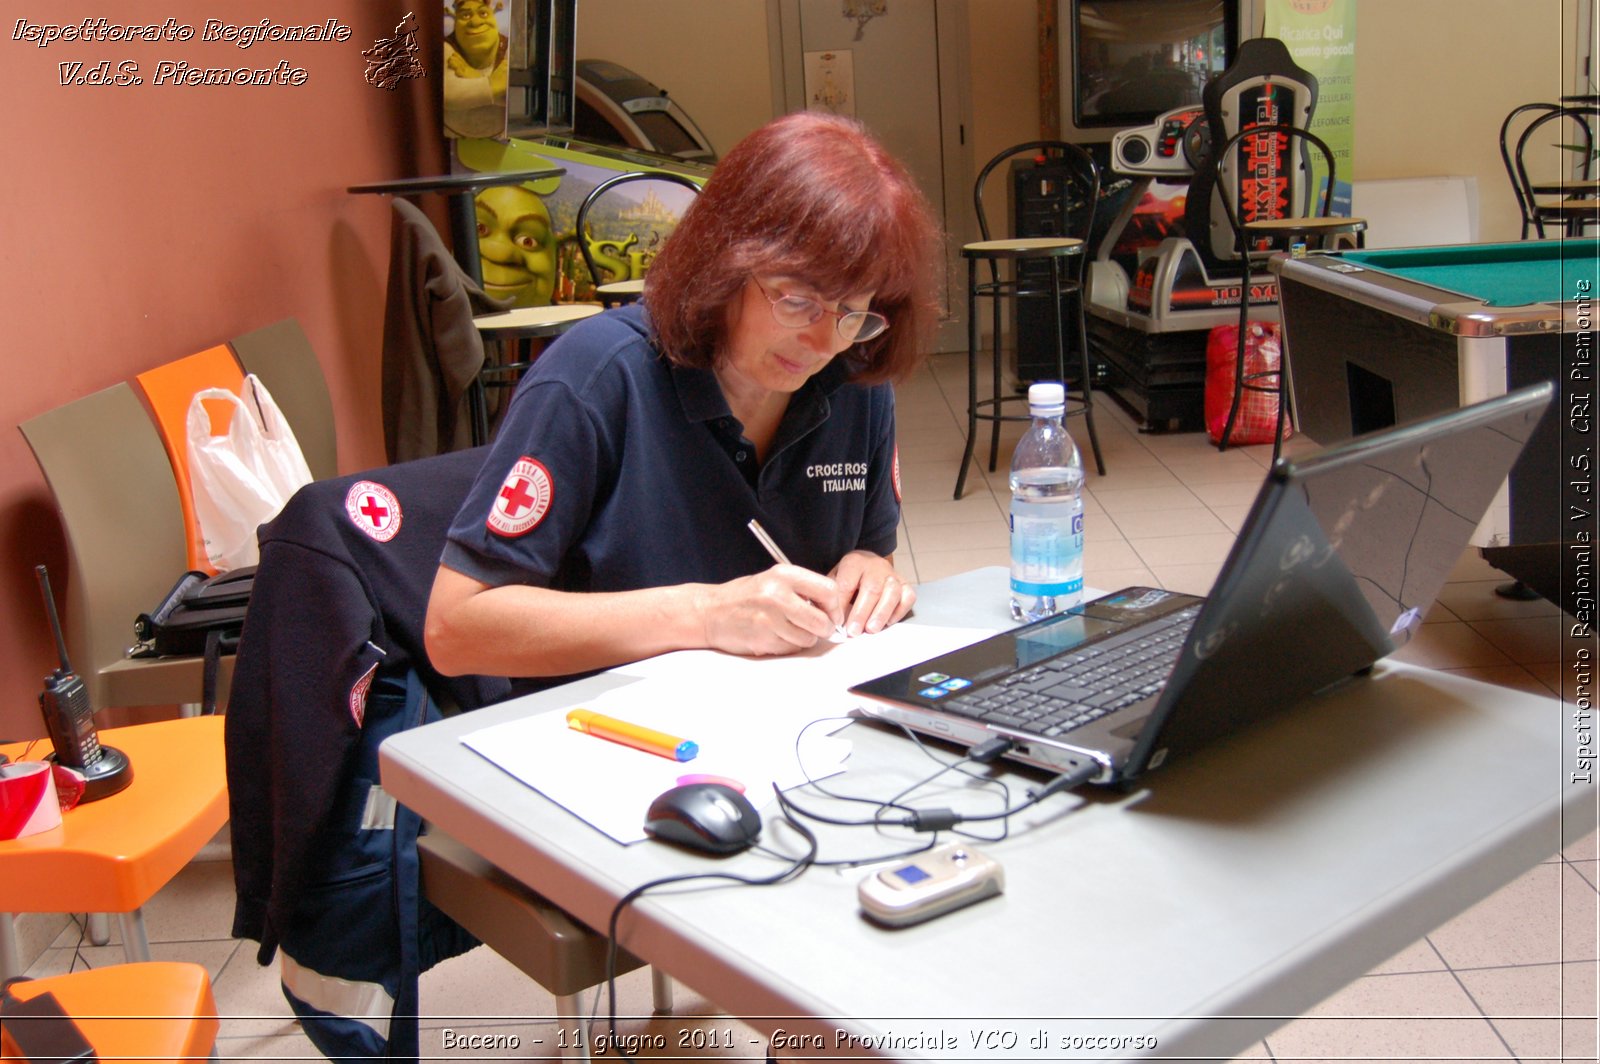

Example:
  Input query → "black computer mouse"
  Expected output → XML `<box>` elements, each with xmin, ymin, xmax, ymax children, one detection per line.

<box><xmin>644</xmin><ymin>782</ymin><xmax>762</xmax><ymax>855</ymax></box>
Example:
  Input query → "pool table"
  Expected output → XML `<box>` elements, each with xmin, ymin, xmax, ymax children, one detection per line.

<box><xmin>1272</xmin><ymin>240</ymin><xmax>1596</xmax><ymax>613</ymax></box>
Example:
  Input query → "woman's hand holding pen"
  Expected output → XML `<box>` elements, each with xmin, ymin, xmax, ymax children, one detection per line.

<box><xmin>695</xmin><ymin>566</ymin><xmax>845</xmax><ymax>656</ymax></box>
<box><xmin>830</xmin><ymin>550</ymin><xmax>915</xmax><ymax>637</ymax></box>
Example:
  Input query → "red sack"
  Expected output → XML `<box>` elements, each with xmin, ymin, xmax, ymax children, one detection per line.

<box><xmin>1204</xmin><ymin>322</ymin><xmax>1293</xmax><ymax>447</ymax></box>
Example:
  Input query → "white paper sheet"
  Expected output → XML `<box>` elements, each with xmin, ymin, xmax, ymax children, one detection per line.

<box><xmin>613</xmin><ymin>620</ymin><xmax>998</xmax><ymax>691</ymax></box>
<box><xmin>460</xmin><ymin>621</ymin><xmax>998</xmax><ymax>844</ymax></box>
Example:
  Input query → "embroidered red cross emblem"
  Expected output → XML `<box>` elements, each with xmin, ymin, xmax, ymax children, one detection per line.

<box><xmin>344</xmin><ymin>481</ymin><xmax>402</xmax><ymax>542</ymax></box>
<box><xmin>488</xmin><ymin>457</ymin><xmax>552</xmax><ymax>537</ymax></box>
<box><xmin>360</xmin><ymin>495</ymin><xmax>390</xmax><ymax>526</ymax></box>
<box><xmin>499</xmin><ymin>478</ymin><xmax>535</xmax><ymax>516</ymax></box>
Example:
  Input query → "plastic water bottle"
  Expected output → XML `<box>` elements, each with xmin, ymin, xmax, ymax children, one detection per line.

<box><xmin>1009</xmin><ymin>382</ymin><xmax>1085</xmax><ymax>622</ymax></box>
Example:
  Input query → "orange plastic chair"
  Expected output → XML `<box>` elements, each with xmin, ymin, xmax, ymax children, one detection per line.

<box><xmin>1</xmin><ymin>961</ymin><xmax>218</xmax><ymax>1060</ymax></box>
<box><xmin>0</xmin><ymin>717</ymin><xmax>228</xmax><ymax>981</ymax></box>
<box><xmin>134</xmin><ymin>345</ymin><xmax>247</xmax><ymax>574</ymax></box>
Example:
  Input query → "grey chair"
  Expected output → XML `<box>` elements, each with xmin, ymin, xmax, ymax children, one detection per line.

<box><xmin>21</xmin><ymin>383</ymin><xmax>236</xmax><ymax>712</ymax></box>
<box><xmin>230</xmin><ymin>318</ymin><xmax>339</xmax><ymax>480</ymax></box>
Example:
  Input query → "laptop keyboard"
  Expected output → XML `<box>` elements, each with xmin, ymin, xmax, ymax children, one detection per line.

<box><xmin>941</xmin><ymin>606</ymin><xmax>1201</xmax><ymax>737</ymax></box>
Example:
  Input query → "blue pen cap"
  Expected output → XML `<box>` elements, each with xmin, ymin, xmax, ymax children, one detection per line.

<box><xmin>674</xmin><ymin>739</ymin><xmax>699</xmax><ymax>762</ymax></box>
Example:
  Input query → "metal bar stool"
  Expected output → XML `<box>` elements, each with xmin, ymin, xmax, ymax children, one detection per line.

<box><xmin>472</xmin><ymin>304</ymin><xmax>603</xmax><ymax>441</ymax></box>
<box><xmin>955</xmin><ymin>141</ymin><xmax>1104</xmax><ymax>500</ymax></box>
<box><xmin>1211</xmin><ymin>122</ymin><xmax>1366</xmax><ymax>461</ymax></box>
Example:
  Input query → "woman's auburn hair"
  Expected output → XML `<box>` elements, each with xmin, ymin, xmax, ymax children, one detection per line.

<box><xmin>643</xmin><ymin>111</ymin><xmax>942</xmax><ymax>385</ymax></box>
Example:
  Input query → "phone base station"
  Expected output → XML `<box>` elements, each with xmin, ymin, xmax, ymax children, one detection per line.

<box><xmin>54</xmin><ymin>745</ymin><xmax>134</xmax><ymax>803</ymax></box>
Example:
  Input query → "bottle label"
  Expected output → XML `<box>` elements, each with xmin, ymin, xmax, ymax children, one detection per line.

<box><xmin>1011</xmin><ymin>574</ymin><xmax>1084</xmax><ymax>597</ymax></box>
<box><xmin>1009</xmin><ymin>503</ymin><xmax>1084</xmax><ymax>601</ymax></box>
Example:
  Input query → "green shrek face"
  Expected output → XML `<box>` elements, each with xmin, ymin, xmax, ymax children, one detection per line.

<box><xmin>476</xmin><ymin>184</ymin><xmax>556</xmax><ymax>307</ymax></box>
<box><xmin>451</xmin><ymin>0</ymin><xmax>501</xmax><ymax>67</ymax></box>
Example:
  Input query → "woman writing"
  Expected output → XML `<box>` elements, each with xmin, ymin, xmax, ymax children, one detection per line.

<box><xmin>425</xmin><ymin>112</ymin><xmax>941</xmax><ymax>679</ymax></box>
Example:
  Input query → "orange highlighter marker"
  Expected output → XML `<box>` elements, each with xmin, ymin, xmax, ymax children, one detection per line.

<box><xmin>566</xmin><ymin>708</ymin><xmax>699</xmax><ymax>762</ymax></box>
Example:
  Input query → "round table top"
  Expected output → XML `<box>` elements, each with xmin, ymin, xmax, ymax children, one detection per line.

<box><xmin>348</xmin><ymin>168</ymin><xmax>564</xmax><ymax>196</ymax></box>
<box><xmin>962</xmin><ymin>236</ymin><xmax>1084</xmax><ymax>257</ymax></box>
<box><xmin>474</xmin><ymin>303</ymin><xmax>602</xmax><ymax>336</ymax></box>
<box><xmin>1243</xmin><ymin>215</ymin><xmax>1368</xmax><ymax>232</ymax></box>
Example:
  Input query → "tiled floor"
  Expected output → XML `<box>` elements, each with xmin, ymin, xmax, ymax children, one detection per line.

<box><xmin>18</xmin><ymin>350</ymin><xmax>1597</xmax><ymax>1061</ymax></box>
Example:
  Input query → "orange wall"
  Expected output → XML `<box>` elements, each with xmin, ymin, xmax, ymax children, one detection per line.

<box><xmin>0</xmin><ymin>1</ymin><xmax>445</xmax><ymax>739</ymax></box>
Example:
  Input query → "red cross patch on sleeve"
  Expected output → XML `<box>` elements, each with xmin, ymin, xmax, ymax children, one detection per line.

<box><xmin>349</xmin><ymin>662</ymin><xmax>378</xmax><ymax>727</ymax></box>
<box><xmin>487</xmin><ymin>456</ymin><xmax>554</xmax><ymax>537</ymax></box>
<box><xmin>344</xmin><ymin>481</ymin><xmax>402</xmax><ymax>543</ymax></box>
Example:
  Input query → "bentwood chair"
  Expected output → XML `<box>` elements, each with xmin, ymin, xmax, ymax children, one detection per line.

<box><xmin>383</xmin><ymin>198</ymin><xmax>599</xmax><ymax>452</ymax></box>
<box><xmin>1500</xmin><ymin>102</ymin><xmax>1566</xmax><ymax>238</ymax></box>
<box><xmin>1513</xmin><ymin>104</ymin><xmax>1600</xmax><ymax>237</ymax></box>
<box><xmin>955</xmin><ymin>141</ymin><xmax>1104</xmax><ymax>499</ymax></box>
<box><xmin>1209</xmin><ymin>122</ymin><xmax>1366</xmax><ymax>460</ymax></box>
<box><xmin>575</xmin><ymin>170</ymin><xmax>703</xmax><ymax>307</ymax></box>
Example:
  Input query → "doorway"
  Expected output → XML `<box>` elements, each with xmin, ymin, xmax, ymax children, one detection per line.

<box><xmin>771</xmin><ymin>0</ymin><xmax>973</xmax><ymax>353</ymax></box>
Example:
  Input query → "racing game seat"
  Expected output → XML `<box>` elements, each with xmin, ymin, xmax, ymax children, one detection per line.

<box><xmin>1182</xmin><ymin>37</ymin><xmax>1320</xmax><ymax>277</ymax></box>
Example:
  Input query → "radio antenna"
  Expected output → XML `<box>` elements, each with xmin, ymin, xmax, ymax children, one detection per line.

<box><xmin>35</xmin><ymin>564</ymin><xmax>72</xmax><ymax>673</ymax></box>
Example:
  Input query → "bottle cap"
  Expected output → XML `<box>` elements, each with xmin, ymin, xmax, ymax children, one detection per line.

<box><xmin>1027</xmin><ymin>382</ymin><xmax>1066</xmax><ymax>416</ymax></box>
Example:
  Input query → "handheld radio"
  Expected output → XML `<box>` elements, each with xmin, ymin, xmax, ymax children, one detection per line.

<box><xmin>34</xmin><ymin>565</ymin><xmax>132</xmax><ymax>801</ymax></box>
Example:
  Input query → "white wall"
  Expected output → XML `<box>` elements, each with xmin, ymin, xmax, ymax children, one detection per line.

<box><xmin>1353</xmin><ymin>0</ymin><xmax>1587</xmax><ymax>242</ymax></box>
<box><xmin>577</xmin><ymin>0</ymin><xmax>1590</xmax><ymax>243</ymax></box>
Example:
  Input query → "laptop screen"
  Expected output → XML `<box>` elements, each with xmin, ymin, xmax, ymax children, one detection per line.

<box><xmin>1133</xmin><ymin>382</ymin><xmax>1554</xmax><ymax>774</ymax></box>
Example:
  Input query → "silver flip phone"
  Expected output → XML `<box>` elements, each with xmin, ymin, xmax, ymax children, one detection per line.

<box><xmin>857</xmin><ymin>843</ymin><xmax>1004</xmax><ymax>927</ymax></box>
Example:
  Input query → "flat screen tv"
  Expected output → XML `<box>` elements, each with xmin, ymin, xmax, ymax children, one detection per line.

<box><xmin>1071</xmin><ymin>0</ymin><xmax>1241</xmax><ymax>129</ymax></box>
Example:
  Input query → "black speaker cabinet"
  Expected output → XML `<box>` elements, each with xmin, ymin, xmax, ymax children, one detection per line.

<box><xmin>1006</xmin><ymin>155</ymin><xmax>1106</xmax><ymax>385</ymax></box>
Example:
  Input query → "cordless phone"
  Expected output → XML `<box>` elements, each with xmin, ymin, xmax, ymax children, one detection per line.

<box><xmin>34</xmin><ymin>565</ymin><xmax>131</xmax><ymax>801</ymax></box>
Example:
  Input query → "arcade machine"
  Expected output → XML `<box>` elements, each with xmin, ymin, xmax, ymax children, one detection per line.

<box><xmin>573</xmin><ymin>58</ymin><xmax>717</xmax><ymax>166</ymax></box>
<box><xmin>1066</xmin><ymin>2</ymin><xmax>1328</xmax><ymax>431</ymax></box>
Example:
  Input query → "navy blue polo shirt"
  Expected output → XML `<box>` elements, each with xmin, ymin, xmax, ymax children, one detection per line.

<box><xmin>441</xmin><ymin>304</ymin><xmax>900</xmax><ymax>594</ymax></box>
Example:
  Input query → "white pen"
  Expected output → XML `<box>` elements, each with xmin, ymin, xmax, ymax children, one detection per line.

<box><xmin>746</xmin><ymin>518</ymin><xmax>850</xmax><ymax>640</ymax></box>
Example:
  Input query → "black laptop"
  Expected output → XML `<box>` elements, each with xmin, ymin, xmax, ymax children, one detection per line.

<box><xmin>852</xmin><ymin>383</ymin><xmax>1553</xmax><ymax>786</ymax></box>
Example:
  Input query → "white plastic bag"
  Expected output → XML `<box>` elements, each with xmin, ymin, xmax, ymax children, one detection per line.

<box><xmin>187</xmin><ymin>374</ymin><xmax>314</xmax><ymax>572</ymax></box>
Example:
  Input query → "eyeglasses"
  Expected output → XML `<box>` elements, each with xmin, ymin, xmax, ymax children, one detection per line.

<box><xmin>752</xmin><ymin>278</ymin><xmax>890</xmax><ymax>343</ymax></box>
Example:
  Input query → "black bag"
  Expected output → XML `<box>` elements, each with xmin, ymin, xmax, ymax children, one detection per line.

<box><xmin>133</xmin><ymin>566</ymin><xmax>254</xmax><ymax>713</ymax></box>
<box><xmin>0</xmin><ymin>976</ymin><xmax>97</xmax><ymax>1062</ymax></box>
<box><xmin>135</xmin><ymin>566</ymin><xmax>254</xmax><ymax>656</ymax></box>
